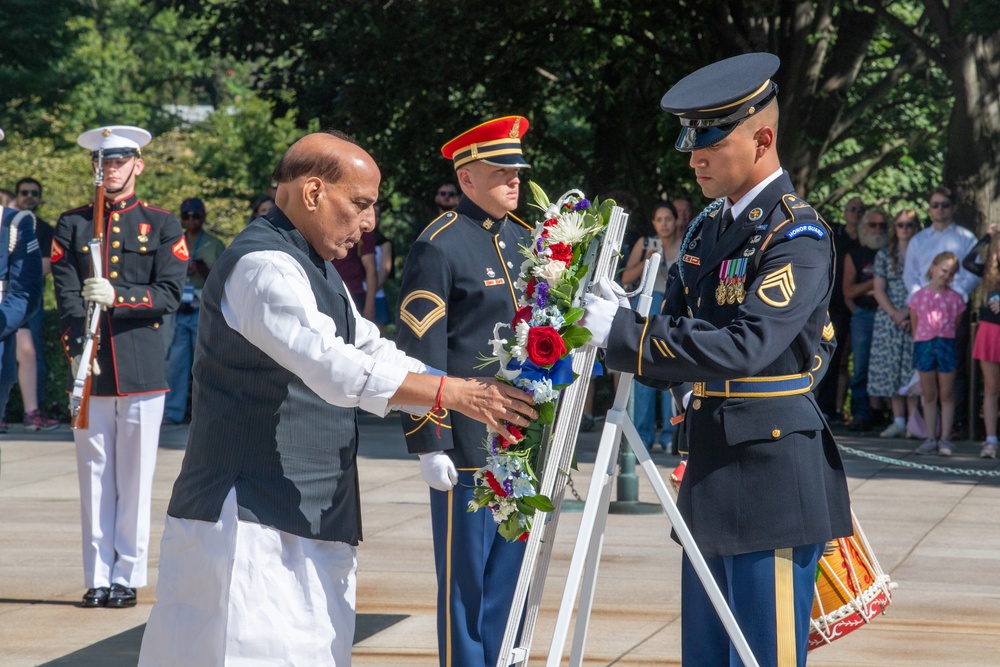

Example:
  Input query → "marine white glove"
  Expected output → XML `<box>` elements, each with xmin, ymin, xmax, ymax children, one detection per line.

<box><xmin>71</xmin><ymin>354</ymin><xmax>101</xmax><ymax>377</ymax></box>
<box><xmin>593</xmin><ymin>276</ymin><xmax>631</xmax><ymax>308</ymax></box>
<box><xmin>419</xmin><ymin>451</ymin><xmax>458</xmax><ymax>491</ymax></box>
<box><xmin>82</xmin><ymin>277</ymin><xmax>116</xmax><ymax>308</ymax></box>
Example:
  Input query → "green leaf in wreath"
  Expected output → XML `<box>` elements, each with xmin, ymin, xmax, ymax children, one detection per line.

<box><xmin>560</xmin><ymin>325</ymin><xmax>593</xmax><ymax>349</ymax></box>
<box><xmin>539</xmin><ymin>401</ymin><xmax>556</xmax><ymax>424</ymax></box>
<box><xmin>521</xmin><ymin>494</ymin><xmax>556</xmax><ymax>512</ymax></box>
<box><xmin>563</xmin><ymin>307</ymin><xmax>584</xmax><ymax>325</ymax></box>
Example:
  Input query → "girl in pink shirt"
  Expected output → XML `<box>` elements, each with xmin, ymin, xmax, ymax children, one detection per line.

<box><xmin>909</xmin><ymin>251</ymin><xmax>966</xmax><ymax>456</ymax></box>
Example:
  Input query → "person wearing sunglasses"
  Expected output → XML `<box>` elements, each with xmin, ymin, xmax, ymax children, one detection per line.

<box><xmin>51</xmin><ymin>125</ymin><xmax>188</xmax><ymax>610</ymax></box>
<box><xmin>869</xmin><ymin>210</ymin><xmax>922</xmax><ymax>439</ymax></box>
<box><xmin>902</xmin><ymin>186</ymin><xmax>979</xmax><ymax>440</ymax></box>
<box><xmin>163</xmin><ymin>198</ymin><xmax>226</xmax><ymax>425</ymax></box>
<box><xmin>434</xmin><ymin>181</ymin><xmax>460</xmax><ymax>214</ymax></box>
<box><xmin>843</xmin><ymin>210</ymin><xmax>890</xmax><ymax>432</ymax></box>
<box><xmin>0</xmin><ymin>178</ymin><xmax>59</xmax><ymax>432</ymax></box>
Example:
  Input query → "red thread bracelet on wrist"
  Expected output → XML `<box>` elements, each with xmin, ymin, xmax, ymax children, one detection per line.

<box><xmin>433</xmin><ymin>375</ymin><xmax>446</xmax><ymax>438</ymax></box>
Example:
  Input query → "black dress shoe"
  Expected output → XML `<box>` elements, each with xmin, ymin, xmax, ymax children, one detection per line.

<box><xmin>82</xmin><ymin>587</ymin><xmax>109</xmax><ymax>607</ymax></box>
<box><xmin>107</xmin><ymin>583</ymin><xmax>137</xmax><ymax>608</ymax></box>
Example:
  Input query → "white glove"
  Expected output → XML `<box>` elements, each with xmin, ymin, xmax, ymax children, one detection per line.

<box><xmin>71</xmin><ymin>354</ymin><xmax>101</xmax><ymax>377</ymax></box>
<box><xmin>593</xmin><ymin>276</ymin><xmax>630</xmax><ymax>308</ymax></box>
<box><xmin>82</xmin><ymin>277</ymin><xmax>116</xmax><ymax>308</ymax></box>
<box><xmin>581</xmin><ymin>290</ymin><xmax>620</xmax><ymax>349</ymax></box>
<box><xmin>419</xmin><ymin>451</ymin><xmax>458</xmax><ymax>491</ymax></box>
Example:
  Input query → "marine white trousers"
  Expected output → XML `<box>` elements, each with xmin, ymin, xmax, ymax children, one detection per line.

<box><xmin>74</xmin><ymin>393</ymin><xmax>164</xmax><ymax>589</ymax></box>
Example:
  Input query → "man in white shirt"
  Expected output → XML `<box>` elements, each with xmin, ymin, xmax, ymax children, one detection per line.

<box><xmin>903</xmin><ymin>186</ymin><xmax>978</xmax><ymax>301</ymax></box>
<box><xmin>138</xmin><ymin>131</ymin><xmax>536</xmax><ymax>667</ymax></box>
<box><xmin>902</xmin><ymin>185</ymin><xmax>978</xmax><ymax>439</ymax></box>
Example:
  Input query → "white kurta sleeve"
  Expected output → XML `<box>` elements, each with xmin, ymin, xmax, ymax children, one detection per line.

<box><xmin>220</xmin><ymin>250</ymin><xmax>430</xmax><ymax>417</ymax></box>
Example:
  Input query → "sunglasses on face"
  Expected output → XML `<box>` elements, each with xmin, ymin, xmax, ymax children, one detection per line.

<box><xmin>867</xmin><ymin>222</ymin><xmax>887</xmax><ymax>229</ymax></box>
<box><xmin>181</xmin><ymin>212</ymin><xmax>203</xmax><ymax>220</ymax></box>
<box><xmin>18</xmin><ymin>189</ymin><xmax>40</xmax><ymax>197</ymax></box>
<box><xmin>930</xmin><ymin>201</ymin><xmax>952</xmax><ymax>209</ymax></box>
<box><xmin>437</xmin><ymin>190</ymin><xmax>458</xmax><ymax>197</ymax></box>
<box><xmin>845</xmin><ymin>205</ymin><xmax>866</xmax><ymax>214</ymax></box>
<box><xmin>895</xmin><ymin>222</ymin><xmax>917</xmax><ymax>229</ymax></box>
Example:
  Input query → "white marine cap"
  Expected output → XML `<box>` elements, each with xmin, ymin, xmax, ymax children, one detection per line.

<box><xmin>77</xmin><ymin>125</ymin><xmax>151</xmax><ymax>159</ymax></box>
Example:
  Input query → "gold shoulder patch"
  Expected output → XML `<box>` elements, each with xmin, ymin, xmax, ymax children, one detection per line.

<box><xmin>399</xmin><ymin>290</ymin><xmax>446</xmax><ymax>338</ymax></box>
<box><xmin>822</xmin><ymin>321</ymin><xmax>835</xmax><ymax>341</ymax></box>
<box><xmin>757</xmin><ymin>264</ymin><xmax>796</xmax><ymax>307</ymax></box>
<box><xmin>418</xmin><ymin>211</ymin><xmax>458</xmax><ymax>242</ymax></box>
<box><xmin>508</xmin><ymin>212</ymin><xmax>532</xmax><ymax>231</ymax></box>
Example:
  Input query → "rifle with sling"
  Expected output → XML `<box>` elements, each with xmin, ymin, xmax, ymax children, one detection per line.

<box><xmin>70</xmin><ymin>148</ymin><xmax>106</xmax><ymax>430</ymax></box>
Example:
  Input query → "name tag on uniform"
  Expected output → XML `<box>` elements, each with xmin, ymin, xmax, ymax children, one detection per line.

<box><xmin>484</xmin><ymin>278</ymin><xmax>506</xmax><ymax>286</ymax></box>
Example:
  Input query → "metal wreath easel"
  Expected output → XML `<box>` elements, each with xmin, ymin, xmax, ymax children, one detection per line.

<box><xmin>498</xmin><ymin>245</ymin><xmax>760</xmax><ymax>667</ymax></box>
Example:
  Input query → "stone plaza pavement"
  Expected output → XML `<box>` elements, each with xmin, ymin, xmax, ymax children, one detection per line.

<box><xmin>1</xmin><ymin>414</ymin><xmax>999</xmax><ymax>666</ymax></box>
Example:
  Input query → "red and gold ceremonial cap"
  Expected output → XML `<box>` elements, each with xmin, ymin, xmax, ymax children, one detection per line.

<box><xmin>441</xmin><ymin>116</ymin><xmax>531</xmax><ymax>170</ymax></box>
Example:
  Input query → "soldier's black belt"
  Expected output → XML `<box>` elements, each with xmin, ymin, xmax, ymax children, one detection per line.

<box><xmin>692</xmin><ymin>373</ymin><xmax>813</xmax><ymax>398</ymax></box>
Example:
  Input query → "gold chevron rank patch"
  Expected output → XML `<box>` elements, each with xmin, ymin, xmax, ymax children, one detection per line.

<box><xmin>757</xmin><ymin>264</ymin><xmax>795</xmax><ymax>308</ymax></box>
<box><xmin>822</xmin><ymin>320</ymin><xmax>835</xmax><ymax>341</ymax></box>
<box><xmin>651</xmin><ymin>337</ymin><xmax>675</xmax><ymax>358</ymax></box>
<box><xmin>399</xmin><ymin>290</ymin><xmax>446</xmax><ymax>338</ymax></box>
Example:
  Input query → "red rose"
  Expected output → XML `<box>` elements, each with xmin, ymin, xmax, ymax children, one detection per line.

<box><xmin>548</xmin><ymin>242</ymin><xmax>573</xmax><ymax>263</ymax></box>
<box><xmin>512</xmin><ymin>306</ymin><xmax>533</xmax><ymax>329</ymax></box>
<box><xmin>525</xmin><ymin>278</ymin><xmax>536</xmax><ymax>298</ymax></box>
<box><xmin>518</xmin><ymin>531</ymin><xmax>530</xmax><ymax>541</ymax></box>
<box><xmin>526</xmin><ymin>325</ymin><xmax>567</xmax><ymax>367</ymax></box>
<box><xmin>544</xmin><ymin>218</ymin><xmax>559</xmax><ymax>227</ymax></box>
<box><xmin>485</xmin><ymin>470</ymin><xmax>507</xmax><ymax>497</ymax></box>
<box><xmin>498</xmin><ymin>424</ymin><xmax>523</xmax><ymax>450</ymax></box>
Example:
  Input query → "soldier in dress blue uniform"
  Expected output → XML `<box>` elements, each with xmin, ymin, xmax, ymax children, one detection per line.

<box><xmin>584</xmin><ymin>54</ymin><xmax>852</xmax><ymax>667</ymax></box>
<box><xmin>52</xmin><ymin>125</ymin><xmax>187</xmax><ymax>609</ymax></box>
<box><xmin>396</xmin><ymin>116</ymin><xmax>534</xmax><ymax>667</ymax></box>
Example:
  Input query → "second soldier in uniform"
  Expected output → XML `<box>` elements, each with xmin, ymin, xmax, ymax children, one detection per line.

<box><xmin>52</xmin><ymin>125</ymin><xmax>187</xmax><ymax>609</ymax></box>
<box><xmin>585</xmin><ymin>54</ymin><xmax>852</xmax><ymax>667</ymax></box>
<box><xmin>396</xmin><ymin>116</ymin><xmax>533</xmax><ymax>667</ymax></box>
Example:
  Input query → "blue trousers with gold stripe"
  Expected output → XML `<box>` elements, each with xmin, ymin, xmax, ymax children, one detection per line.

<box><xmin>681</xmin><ymin>543</ymin><xmax>822</xmax><ymax>667</ymax></box>
<box><xmin>430</xmin><ymin>470</ymin><xmax>526</xmax><ymax>667</ymax></box>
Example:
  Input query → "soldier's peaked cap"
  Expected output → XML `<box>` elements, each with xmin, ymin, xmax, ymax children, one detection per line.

<box><xmin>77</xmin><ymin>125</ymin><xmax>152</xmax><ymax>160</ymax></box>
<box><xmin>661</xmin><ymin>53</ymin><xmax>780</xmax><ymax>152</ymax></box>
<box><xmin>441</xmin><ymin>116</ymin><xmax>531</xmax><ymax>170</ymax></box>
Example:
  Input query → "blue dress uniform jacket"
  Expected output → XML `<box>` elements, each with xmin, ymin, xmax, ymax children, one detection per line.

<box><xmin>396</xmin><ymin>196</ymin><xmax>532</xmax><ymax>467</ymax></box>
<box><xmin>605</xmin><ymin>173</ymin><xmax>852</xmax><ymax>559</ymax></box>
<box><xmin>0</xmin><ymin>209</ymin><xmax>43</xmax><ymax>385</ymax></box>
<box><xmin>52</xmin><ymin>194</ymin><xmax>186</xmax><ymax>395</ymax></box>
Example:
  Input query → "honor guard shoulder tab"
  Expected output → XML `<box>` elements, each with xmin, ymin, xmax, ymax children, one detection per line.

<box><xmin>140</xmin><ymin>201</ymin><xmax>172</xmax><ymax>214</ymax></box>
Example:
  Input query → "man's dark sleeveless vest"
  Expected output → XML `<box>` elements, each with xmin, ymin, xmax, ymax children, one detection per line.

<box><xmin>167</xmin><ymin>208</ymin><xmax>362</xmax><ymax>544</ymax></box>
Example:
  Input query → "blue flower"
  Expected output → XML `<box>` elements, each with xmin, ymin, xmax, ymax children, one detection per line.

<box><xmin>573</xmin><ymin>198</ymin><xmax>591</xmax><ymax>211</ymax></box>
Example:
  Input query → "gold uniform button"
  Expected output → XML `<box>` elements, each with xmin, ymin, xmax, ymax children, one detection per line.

<box><xmin>113</xmin><ymin>226</ymin><xmax>121</xmax><ymax>233</ymax></box>
<box><xmin>111</xmin><ymin>241</ymin><xmax>121</xmax><ymax>248</ymax></box>
<box><xmin>113</xmin><ymin>213</ymin><xmax>120</xmax><ymax>221</ymax></box>
<box><xmin>81</xmin><ymin>246</ymin><xmax>89</xmax><ymax>253</ymax></box>
<box><xmin>771</xmin><ymin>428</ymin><xmax>781</xmax><ymax>439</ymax></box>
<box><xmin>130</xmin><ymin>296</ymin><xmax>136</xmax><ymax>302</ymax></box>
<box><xmin>117</xmin><ymin>296</ymin><xmax>124</xmax><ymax>303</ymax></box>
<box><xmin>141</xmin><ymin>296</ymin><xmax>148</xmax><ymax>303</ymax></box>
<box><xmin>692</xmin><ymin>399</ymin><xmax>702</xmax><ymax>410</ymax></box>
<box><xmin>153</xmin><ymin>322</ymin><xmax>160</xmax><ymax>329</ymax></box>
<box><xmin>140</xmin><ymin>246</ymin><xmax>147</xmax><ymax>253</ymax></box>
<box><xmin>110</xmin><ymin>256</ymin><xmax>120</xmax><ymax>264</ymax></box>
<box><xmin>109</xmin><ymin>271</ymin><xmax>119</xmax><ymax>279</ymax></box>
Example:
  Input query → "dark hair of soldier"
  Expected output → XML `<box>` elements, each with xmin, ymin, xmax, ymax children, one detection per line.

<box><xmin>271</xmin><ymin>130</ymin><xmax>360</xmax><ymax>185</ymax></box>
